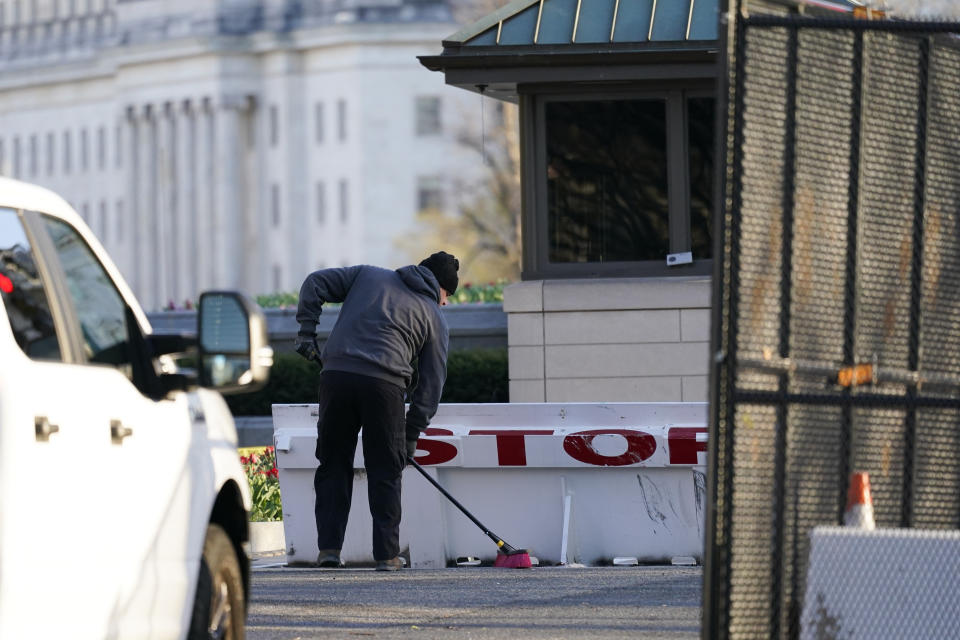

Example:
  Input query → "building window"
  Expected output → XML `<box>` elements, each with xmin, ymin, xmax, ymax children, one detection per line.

<box><xmin>271</xmin><ymin>184</ymin><xmax>280</xmax><ymax>227</ymax></box>
<box><xmin>116</xmin><ymin>200</ymin><xmax>124</xmax><ymax>241</ymax></box>
<box><xmin>246</xmin><ymin>107</ymin><xmax>256</xmax><ymax>148</ymax></box>
<box><xmin>80</xmin><ymin>128</ymin><xmax>88</xmax><ymax>172</ymax></box>
<box><xmin>46</xmin><ymin>132</ymin><xmax>54</xmax><ymax>175</ymax></box>
<box><xmin>337</xmin><ymin>99</ymin><xmax>347</xmax><ymax>142</ymax></box>
<box><xmin>99</xmin><ymin>200</ymin><xmax>107</xmax><ymax>242</ymax></box>
<box><xmin>526</xmin><ymin>89</ymin><xmax>715</xmax><ymax>279</ymax></box>
<box><xmin>316</xmin><ymin>181</ymin><xmax>326</xmax><ymax>224</ymax></box>
<box><xmin>63</xmin><ymin>130</ymin><xmax>71</xmax><ymax>174</ymax></box>
<box><xmin>29</xmin><ymin>134</ymin><xmax>37</xmax><ymax>177</ymax></box>
<box><xmin>546</xmin><ymin>98</ymin><xmax>668</xmax><ymax>264</ymax></box>
<box><xmin>338</xmin><ymin>179</ymin><xmax>348</xmax><ymax>224</ymax></box>
<box><xmin>0</xmin><ymin>138</ymin><xmax>4</xmax><ymax>174</ymax></box>
<box><xmin>81</xmin><ymin>202</ymin><xmax>89</xmax><ymax>223</ymax></box>
<box><xmin>415</xmin><ymin>96</ymin><xmax>442</xmax><ymax>136</ymax></box>
<box><xmin>12</xmin><ymin>137</ymin><xmax>20</xmax><ymax>178</ymax></box>
<box><xmin>97</xmin><ymin>126</ymin><xmax>106</xmax><ymax>171</ymax></box>
<box><xmin>115</xmin><ymin>124</ymin><xmax>122</xmax><ymax>168</ymax></box>
<box><xmin>315</xmin><ymin>103</ymin><xmax>324</xmax><ymax>144</ymax></box>
<box><xmin>273</xmin><ymin>264</ymin><xmax>282</xmax><ymax>292</ymax></box>
<box><xmin>417</xmin><ymin>176</ymin><xmax>444</xmax><ymax>212</ymax></box>
<box><xmin>269</xmin><ymin>105</ymin><xmax>278</xmax><ymax>148</ymax></box>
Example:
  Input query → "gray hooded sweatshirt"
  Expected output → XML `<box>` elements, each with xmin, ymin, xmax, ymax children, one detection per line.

<box><xmin>295</xmin><ymin>264</ymin><xmax>449</xmax><ymax>438</ymax></box>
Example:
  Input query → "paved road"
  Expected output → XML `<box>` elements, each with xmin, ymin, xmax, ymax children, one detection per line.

<box><xmin>248</xmin><ymin>564</ymin><xmax>702</xmax><ymax>640</ymax></box>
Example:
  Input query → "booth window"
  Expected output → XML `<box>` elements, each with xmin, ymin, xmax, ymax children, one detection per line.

<box><xmin>546</xmin><ymin>99</ymin><xmax>669</xmax><ymax>264</ymax></box>
<box><xmin>528</xmin><ymin>89</ymin><xmax>714</xmax><ymax>279</ymax></box>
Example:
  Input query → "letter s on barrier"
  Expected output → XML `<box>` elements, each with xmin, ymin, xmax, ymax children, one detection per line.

<box><xmin>468</xmin><ymin>429</ymin><xmax>553</xmax><ymax>466</ymax></box>
<box><xmin>562</xmin><ymin>429</ymin><xmax>656</xmax><ymax>466</ymax></box>
<box><xmin>413</xmin><ymin>427</ymin><xmax>458</xmax><ymax>465</ymax></box>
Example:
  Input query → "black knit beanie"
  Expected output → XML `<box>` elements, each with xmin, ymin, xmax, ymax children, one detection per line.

<box><xmin>419</xmin><ymin>251</ymin><xmax>460</xmax><ymax>295</ymax></box>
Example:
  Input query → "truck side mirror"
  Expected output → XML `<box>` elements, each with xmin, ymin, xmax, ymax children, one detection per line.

<box><xmin>197</xmin><ymin>291</ymin><xmax>273</xmax><ymax>393</ymax></box>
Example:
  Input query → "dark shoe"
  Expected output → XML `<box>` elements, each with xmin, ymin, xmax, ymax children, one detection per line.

<box><xmin>375</xmin><ymin>557</ymin><xmax>403</xmax><ymax>572</ymax></box>
<box><xmin>317</xmin><ymin>549</ymin><xmax>343</xmax><ymax>568</ymax></box>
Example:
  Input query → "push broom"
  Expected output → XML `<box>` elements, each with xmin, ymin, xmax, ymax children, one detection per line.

<box><xmin>408</xmin><ymin>458</ymin><xmax>532</xmax><ymax>568</ymax></box>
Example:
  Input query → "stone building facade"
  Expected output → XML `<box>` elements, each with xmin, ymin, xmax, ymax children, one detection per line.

<box><xmin>0</xmin><ymin>0</ymin><xmax>483</xmax><ymax>310</ymax></box>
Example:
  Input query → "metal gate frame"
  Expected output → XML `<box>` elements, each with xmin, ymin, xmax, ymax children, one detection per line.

<box><xmin>705</xmin><ymin>3</ymin><xmax>960</xmax><ymax>638</ymax></box>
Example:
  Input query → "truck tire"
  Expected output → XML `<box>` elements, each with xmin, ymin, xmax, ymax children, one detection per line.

<box><xmin>188</xmin><ymin>523</ymin><xmax>246</xmax><ymax>640</ymax></box>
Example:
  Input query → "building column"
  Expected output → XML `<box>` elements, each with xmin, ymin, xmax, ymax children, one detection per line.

<box><xmin>137</xmin><ymin>104</ymin><xmax>157</xmax><ymax>309</ymax></box>
<box><xmin>155</xmin><ymin>102</ymin><xmax>174</xmax><ymax>308</ymax></box>
<box><xmin>123</xmin><ymin>106</ymin><xmax>138</xmax><ymax>289</ymax></box>
<box><xmin>176</xmin><ymin>99</ymin><xmax>195</xmax><ymax>303</ymax></box>
<box><xmin>213</xmin><ymin>94</ymin><xmax>248</xmax><ymax>290</ymax></box>
<box><xmin>242</xmin><ymin>96</ymin><xmax>262</xmax><ymax>296</ymax></box>
<box><xmin>196</xmin><ymin>98</ymin><xmax>214</xmax><ymax>292</ymax></box>
<box><xmin>286</xmin><ymin>72</ymin><xmax>310</xmax><ymax>293</ymax></box>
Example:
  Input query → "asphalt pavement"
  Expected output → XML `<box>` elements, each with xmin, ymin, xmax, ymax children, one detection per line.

<box><xmin>247</xmin><ymin>563</ymin><xmax>702</xmax><ymax>640</ymax></box>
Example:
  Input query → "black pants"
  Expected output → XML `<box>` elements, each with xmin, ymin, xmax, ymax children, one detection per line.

<box><xmin>313</xmin><ymin>370</ymin><xmax>406</xmax><ymax>561</ymax></box>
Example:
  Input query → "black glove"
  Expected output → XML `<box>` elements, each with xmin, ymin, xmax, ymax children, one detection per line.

<box><xmin>294</xmin><ymin>333</ymin><xmax>322</xmax><ymax>366</ymax></box>
<box><xmin>405</xmin><ymin>436</ymin><xmax>419</xmax><ymax>460</ymax></box>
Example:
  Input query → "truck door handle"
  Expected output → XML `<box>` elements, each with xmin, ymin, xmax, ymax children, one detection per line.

<box><xmin>35</xmin><ymin>416</ymin><xmax>60</xmax><ymax>442</ymax></box>
<box><xmin>110</xmin><ymin>420</ymin><xmax>133</xmax><ymax>444</ymax></box>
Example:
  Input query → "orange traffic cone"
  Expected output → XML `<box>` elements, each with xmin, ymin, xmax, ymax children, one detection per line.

<box><xmin>844</xmin><ymin>472</ymin><xmax>875</xmax><ymax>530</ymax></box>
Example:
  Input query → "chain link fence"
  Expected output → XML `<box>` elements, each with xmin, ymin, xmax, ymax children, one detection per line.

<box><xmin>706</xmin><ymin>7</ymin><xmax>960</xmax><ymax>639</ymax></box>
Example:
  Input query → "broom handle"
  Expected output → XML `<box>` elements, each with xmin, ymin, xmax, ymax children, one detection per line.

<box><xmin>408</xmin><ymin>457</ymin><xmax>508</xmax><ymax>550</ymax></box>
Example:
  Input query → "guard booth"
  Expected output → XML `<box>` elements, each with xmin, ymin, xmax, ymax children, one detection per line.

<box><xmin>420</xmin><ymin>0</ymin><xmax>720</xmax><ymax>405</ymax></box>
<box><xmin>708</xmin><ymin>2</ymin><xmax>960</xmax><ymax>639</ymax></box>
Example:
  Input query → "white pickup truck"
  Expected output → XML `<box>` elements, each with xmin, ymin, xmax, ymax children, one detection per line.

<box><xmin>0</xmin><ymin>177</ymin><xmax>272</xmax><ymax>639</ymax></box>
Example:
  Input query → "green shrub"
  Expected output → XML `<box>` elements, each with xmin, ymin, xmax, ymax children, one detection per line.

<box><xmin>161</xmin><ymin>282</ymin><xmax>510</xmax><ymax>312</ymax></box>
<box><xmin>441</xmin><ymin>348</ymin><xmax>509</xmax><ymax>403</ymax></box>
<box><xmin>225</xmin><ymin>348</ymin><xmax>508</xmax><ymax>416</ymax></box>
<box><xmin>448</xmin><ymin>281</ymin><xmax>506</xmax><ymax>305</ymax></box>
<box><xmin>254</xmin><ymin>291</ymin><xmax>299</xmax><ymax>309</ymax></box>
<box><xmin>251</xmin><ymin>281</ymin><xmax>507</xmax><ymax>310</ymax></box>
<box><xmin>225</xmin><ymin>352</ymin><xmax>322</xmax><ymax>416</ymax></box>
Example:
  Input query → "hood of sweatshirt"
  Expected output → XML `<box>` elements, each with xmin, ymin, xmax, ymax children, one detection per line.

<box><xmin>396</xmin><ymin>264</ymin><xmax>441</xmax><ymax>303</ymax></box>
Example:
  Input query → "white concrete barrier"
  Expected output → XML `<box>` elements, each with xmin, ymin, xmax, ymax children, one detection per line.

<box><xmin>802</xmin><ymin>527</ymin><xmax>960</xmax><ymax>639</ymax></box>
<box><xmin>273</xmin><ymin>402</ymin><xmax>707</xmax><ymax>568</ymax></box>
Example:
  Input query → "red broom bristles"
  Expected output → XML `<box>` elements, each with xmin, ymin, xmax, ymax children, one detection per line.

<box><xmin>494</xmin><ymin>550</ymin><xmax>532</xmax><ymax>569</ymax></box>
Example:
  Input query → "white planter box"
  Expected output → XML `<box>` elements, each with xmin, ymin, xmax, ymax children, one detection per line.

<box><xmin>249</xmin><ymin>521</ymin><xmax>286</xmax><ymax>554</ymax></box>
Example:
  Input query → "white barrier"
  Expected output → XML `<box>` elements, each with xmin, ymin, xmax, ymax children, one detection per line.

<box><xmin>273</xmin><ymin>402</ymin><xmax>708</xmax><ymax>568</ymax></box>
<box><xmin>802</xmin><ymin>527</ymin><xmax>960</xmax><ymax>639</ymax></box>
